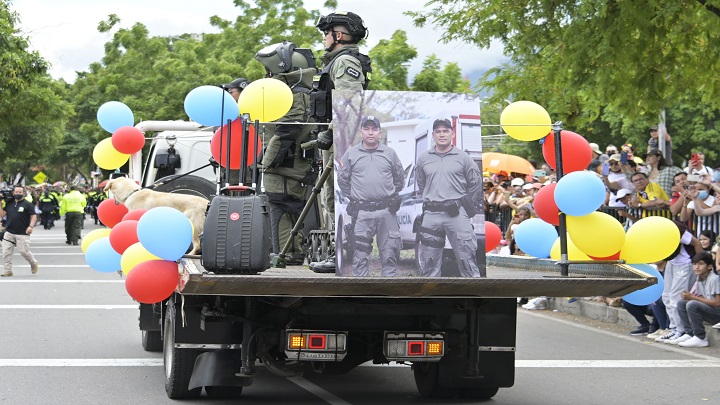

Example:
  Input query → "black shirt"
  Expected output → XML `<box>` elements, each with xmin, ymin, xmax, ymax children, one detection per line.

<box><xmin>3</xmin><ymin>199</ymin><xmax>36</xmax><ymax>235</ymax></box>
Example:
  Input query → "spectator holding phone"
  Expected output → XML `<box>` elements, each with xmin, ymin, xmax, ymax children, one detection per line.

<box><xmin>684</xmin><ymin>152</ymin><xmax>711</xmax><ymax>177</ymax></box>
<box><xmin>604</xmin><ymin>154</ymin><xmax>635</xmax><ymax>206</ymax></box>
<box><xmin>647</xmin><ymin>126</ymin><xmax>673</xmax><ymax>165</ymax></box>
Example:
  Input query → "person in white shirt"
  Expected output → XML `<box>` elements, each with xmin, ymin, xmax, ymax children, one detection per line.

<box><xmin>674</xmin><ymin>252</ymin><xmax>720</xmax><ymax>347</ymax></box>
<box><xmin>684</xmin><ymin>152</ymin><xmax>711</xmax><ymax>177</ymax></box>
<box><xmin>603</xmin><ymin>154</ymin><xmax>634</xmax><ymax>207</ymax></box>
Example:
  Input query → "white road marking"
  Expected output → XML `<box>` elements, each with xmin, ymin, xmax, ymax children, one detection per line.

<box><xmin>287</xmin><ymin>376</ymin><xmax>353</xmax><ymax>405</ymax></box>
<box><xmin>0</xmin><ymin>358</ymin><xmax>716</xmax><ymax>368</ymax></box>
<box><xmin>0</xmin><ymin>305</ymin><xmax>135</xmax><ymax>309</ymax></box>
<box><xmin>0</xmin><ymin>280</ymin><xmax>124</xmax><ymax>283</ymax></box>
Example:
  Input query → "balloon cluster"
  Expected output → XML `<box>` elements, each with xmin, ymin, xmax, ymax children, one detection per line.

<box><xmin>93</xmin><ymin>102</ymin><xmax>144</xmax><ymax>170</ymax></box>
<box><xmin>491</xmin><ymin>101</ymin><xmax>678</xmax><ymax>305</ymax></box>
<box><xmin>83</xmin><ymin>200</ymin><xmax>193</xmax><ymax>304</ymax></box>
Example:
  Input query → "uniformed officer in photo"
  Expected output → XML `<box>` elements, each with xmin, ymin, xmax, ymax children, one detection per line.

<box><xmin>337</xmin><ymin>116</ymin><xmax>404</xmax><ymax>276</ymax></box>
<box><xmin>415</xmin><ymin>118</ymin><xmax>483</xmax><ymax>278</ymax></box>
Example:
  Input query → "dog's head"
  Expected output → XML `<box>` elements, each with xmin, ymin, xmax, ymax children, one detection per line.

<box><xmin>103</xmin><ymin>177</ymin><xmax>140</xmax><ymax>202</ymax></box>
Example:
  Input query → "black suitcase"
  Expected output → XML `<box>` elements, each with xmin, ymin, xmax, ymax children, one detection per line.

<box><xmin>202</xmin><ymin>194</ymin><xmax>271</xmax><ymax>274</ymax></box>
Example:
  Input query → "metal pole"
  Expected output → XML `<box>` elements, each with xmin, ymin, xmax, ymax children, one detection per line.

<box><xmin>552</xmin><ymin>121</ymin><xmax>569</xmax><ymax>277</ymax></box>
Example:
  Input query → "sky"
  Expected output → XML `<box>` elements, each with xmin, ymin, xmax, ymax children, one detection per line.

<box><xmin>10</xmin><ymin>0</ymin><xmax>507</xmax><ymax>84</ymax></box>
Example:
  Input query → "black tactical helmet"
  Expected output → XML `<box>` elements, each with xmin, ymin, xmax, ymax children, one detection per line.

<box><xmin>223</xmin><ymin>77</ymin><xmax>250</xmax><ymax>90</ymax></box>
<box><xmin>255</xmin><ymin>41</ymin><xmax>316</xmax><ymax>75</ymax></box>
<box><xmin>316</xmin><ymin>11</ymin><xmax>368</xmax><ymax>42</ymax></box>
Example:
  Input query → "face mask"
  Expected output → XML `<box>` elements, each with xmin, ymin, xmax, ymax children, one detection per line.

<box><xmin>13</xmin><ymin>194</ymin><xmax>24</xmax><ymax>200</ymax></box>
<box><xmin>698</xmin><ymin>190</ymin><xmax>709</xmax><ymax>200</ymax></box>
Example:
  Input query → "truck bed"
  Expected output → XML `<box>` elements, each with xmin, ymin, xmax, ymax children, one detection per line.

<box><xmin>178</xmin><ymin>255</ymin><xmax>655</xmax><ymax>298</ymax></box>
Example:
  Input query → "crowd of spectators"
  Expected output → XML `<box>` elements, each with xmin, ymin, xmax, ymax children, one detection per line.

<box><xmin>485</xmin><ymin>127</ymin><xmax>720</xmax><ymax>346</ymax></box>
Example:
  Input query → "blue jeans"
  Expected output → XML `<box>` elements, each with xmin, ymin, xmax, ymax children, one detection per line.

<box><xmin>622</xmin><ymin>299</ymin><xmax>657</xmax><ymax>330</ymax></box>
<box><xmin>651</xmin><ymin>297</ymin><xmax>670</xmax><ymax>330</ymax></box>
<box><xmin>677</xmin><ymin>299</ymin><xmax>720</xmax><ymax>339</ymax></box>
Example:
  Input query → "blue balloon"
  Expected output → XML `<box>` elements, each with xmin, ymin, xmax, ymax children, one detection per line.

<box><xmin>514</xmin><ymin>218</ymin><xmax>558</xmax><ymax>258</ymax></box>
<box><xmin>85</xmin><ymin>237</ymin><xmax>122</xmax><ymax>272</ymax></box>
<box><xmin>97</xmin><ymin>101</ymin><xmax>134</xmax><ymax>133</ymax></box>
<box><xmin>623</xmin><ymin>264</ymin><xmax>664</xmax><ymax>306</ymax></box>
<box><xmin>137</xmin><ymin>207</ymin><xmax>193</xmax><ymax>261</ymax></box>
<box><xmin>554</xmin><ymin>171</ymin><xmax>606</xmax><ymax>216</ymax></box>
<box><xmin>184</xmin><ymin>85</ymin><xmax>239</xmax><ymax>127</ymax></box>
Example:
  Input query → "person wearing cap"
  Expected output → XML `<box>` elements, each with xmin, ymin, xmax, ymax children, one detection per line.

<box><xmin>606</xmin><ymin>144</ymin><xmax>618</xmax><ymax>155</ymax></box>
<box><xmin>504</xmin><ymin>179</ymin><xmax>533</xmax><ymax>212</ymax></box>
<box><xmin>589</xmin><ymin>142</ymin><xmax>608</xmax><ymax>163</ymax></box>
<box><xmin>415</xmin><ymin>118</ymin><xmax>482</xmax><ymax>278</ymax></box>
<box><xmin>254</xmin><ymin>41</ymin><xmax>318</xmax><ymax>265</ymax></box>
<box><xmin>311</xmin><ymin>11</ymin><xmax>371</xmax><ymax>272</ymax></box>
<box><xmin>336</xmin><ymin>116</ymin><xmax>404</xmax><ymax>276</ymax></box>
<box><xmin>644</xmin><ymin>148</ymin><xmax>683</xmax><ymax>198</ymax></box>
<box><xmin>647</xmin><ymin>125</ymin><xmax>673</xmax><ymax>165</ymax></box>
<box><xmin>603</xmin><ymin>153</ymin><xmax>634</xmax><ymax>207</ymax></box>
<box><xmin>614</xmin><ymin>189</ymin><xmax>639</xmax><ymax>227</ymax></box>
<box><xmin>223</xmin><ymin>78</ymin><xmax>250</xmax><ymax>102</ymax></box>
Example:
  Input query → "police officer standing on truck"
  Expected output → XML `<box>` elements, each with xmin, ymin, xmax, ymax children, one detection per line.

<box><xmin>310</xmin><ymin>11</ymin><xmax>371</xmax><ymax>273</ymax></box>
<box><xmin>255</xmin><ymin>41</ymin><xmax>318</xmax><ymax>264</ymax></box>
<box><xmin>222</xmin><ymin>77</ymin><xmax>249</xmax><ymax>102</ymax></box>
<box><xmin>415</xmin><ymin>118</ymin><xmax>483</xmax><ymax>278</ymax></box>
<box><xmin>338</xmin><ymin>116</ymin><xmax>404</xmax><ymax>276</ymax></box>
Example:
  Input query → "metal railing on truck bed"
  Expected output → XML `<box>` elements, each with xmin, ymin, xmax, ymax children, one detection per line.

<box><xmin>177</xmin><ymin>256</ymin><xmax>655</xmax><ymax>299</ymax></box>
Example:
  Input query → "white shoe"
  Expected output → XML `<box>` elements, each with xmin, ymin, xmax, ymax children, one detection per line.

<box><xmin>678</xmin><ymin>336</ymin><xmax>709</xmax><ymax>347</ymax></box>
<box><xmin>665</xmin><ymin>333</ymin><xmax>692</xmax><ymax>345</ymax></box>
<box><xmin>655</xmin><ymin>330</ymin><xmax>677</xmax><ymax>342</ymax></box>
<box><xmin>525</xmin><ymin>297</ymin><xmax>547</xmax><ymax>310</ymax></box>
<box><xmin>712</xmin><ymin>322</ymin><xmax>720</xmax><ymax>329</ymax></box>
<box><xmin>647</xmin><ymin>329</ymin><xmax>668</xmax><ymax>339</ymax></box>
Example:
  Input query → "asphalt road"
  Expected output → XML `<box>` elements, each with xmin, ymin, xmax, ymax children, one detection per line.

<box><xmin>1</xmin><ymin>219</ymin><xmax>719</xmax><ymax>404</ymax></box>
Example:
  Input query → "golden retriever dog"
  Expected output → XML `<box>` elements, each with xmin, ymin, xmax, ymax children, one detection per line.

<box><xmin>104</xmin><ymin>177</ymin><xmax>209</xmax><ymax>255</ymax></box>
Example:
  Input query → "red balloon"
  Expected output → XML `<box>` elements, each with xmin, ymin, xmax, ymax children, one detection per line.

<box><xmin>97</xmin><ymin>199</ymin><xmax>129</xmax><ymax>228</ymax></box>
<box><xmin>109</xmin><ymin>220</ymin><xmax>139</xmax><ymax>254</ymax></box>
<box><xmin>125</xmin><ymin>260</ymin><xmax>179</xmax><ymax>304</ymax></box>
<box><xmin>542</xmin><ymin>130</ymin><xmax>592</xmax><ymax>174</ymax></box>
<box><xmin>485</xmin><ymin>221</ymin><xmax>502</xmax><ymax>252</ymax></box>
<box><xmin>533</xmin><ymin>183</ymin><xmax>560</xmax><ymax>226</ymax></box>
<box><xmin>211</xmin><ymin>119</ymin><xmax>261</xmax><ymax>169</ymax></box>
<box><xmin>122</xmin><ymin>209</ymin><xmax>147</xmax><ymax>221</ymax></box>
<box><xmin>111</xmin><ymin>126</ymin><xmax>146</xmax><ymax>154</ymax></box>
<box><xmin>589</xmin><ymin>251</ymin><xmax>621</xmax><ymax>261</ymax></box>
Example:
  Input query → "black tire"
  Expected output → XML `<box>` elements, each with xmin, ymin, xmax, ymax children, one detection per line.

<box><xmin>153</xmin><ymin>174</ymin><xmax>215</xmax><ymax>200</ymax></box>
<box><xmin>205</xmin><ymin>386</ymin><xmax>244</xmax><ymax>398</ymax></box>
<box><xmin>164</xmin><ymin>298</ymin><xmax>201</xmax><ymax>399</ymax></box>
<box><xmin>413</xmin><ymin>362</ymin><xmax>457</xmax><ymax>398</ymax></box>
<box><xmin>141</xmin><ymin>330</ymin><xmax>162</xmax><ymax>352</ymax></box>
<box><xmin>459</xmin><ymin>386</ymin><xmax>499</xmax><ymax>399</ymax></box>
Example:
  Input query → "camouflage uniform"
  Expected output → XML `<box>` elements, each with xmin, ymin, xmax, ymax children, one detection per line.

<box><xmin>260</xmin><ymin>67</ymin><xmax>317</xmax><ymax>263</ymax></box>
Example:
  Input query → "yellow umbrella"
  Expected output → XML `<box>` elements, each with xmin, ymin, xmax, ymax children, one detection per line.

<box><xmin>482</xmin><ymin>152</ymin><xmax>535</xmax><ymax>175</ymax></box>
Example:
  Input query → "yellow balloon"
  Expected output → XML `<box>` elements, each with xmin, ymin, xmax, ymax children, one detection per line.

<box><xmin>500</xmin><ymin>101</ymin><xmax>552</xmax><ymax>141</ymax></box>
<box><xmin>121</xmin><ymin>242</ymin><xmax>162</xmax><ymax>276</ymax></box>
<box><xmin>567</xmin><ymin>212</ymin><xmax>626</xmax><ymax>257</ymax></box>
<box><xmin>620</xmin><ymin>216</ymin><xmax>680</xmax><ymax>264</ymax></box>
<box><xmin>550</xmin><ymin>234</ymin><xmax>590</xmax><ymax>260</ymax></box>
<box><xmin>238</xmin><ymin>78</ymin><xmax>293</xmax><ymax>122</ymax></box>
<box><xmin>81</xmin><ymin>228</ymin><xmax>112</xmax><ymax>253</ymax></box>
<box><xmin>93</xmin><ymin>138</ymin><xmax>130</xmax><ymax>170</ymax></box>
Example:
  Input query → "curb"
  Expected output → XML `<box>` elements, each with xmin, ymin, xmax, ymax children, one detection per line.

<box><xmin>544</xmin><ymin>297</ymin><xmax>720</xmax><ymax>347</ymax></box>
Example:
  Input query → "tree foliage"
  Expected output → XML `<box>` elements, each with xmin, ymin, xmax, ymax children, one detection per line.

<box><xmin>410</xmin><ymin>0</ymin><xmax>720</xmax><ymax>164</ymax></box>
<box><xmin>368</xmin><ymin>30</ymin><xmax>418</xmax><ymax>90</ymax></box>
<box><xmin>411</xmin><ymin>54</ymin><xmax>471</xmax><ymax>93</ymax></box>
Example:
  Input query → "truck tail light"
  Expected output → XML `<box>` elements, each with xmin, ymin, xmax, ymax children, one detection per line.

<box><xmin>384</xmin><ymin>332</ymin><xmax>444</xmax><ymax>362</ymax></box>
<box><xmin>285</xmin><ymin>330</ymin><xmax>347</xmax><ymax>361</ymax></box>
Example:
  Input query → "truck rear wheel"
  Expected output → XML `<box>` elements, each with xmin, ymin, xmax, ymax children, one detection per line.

<box><xmin>153</xmin><ymin>174</ymin><xmax>215</xmax><ymax>200</ymax></box>
<box><xmin>413</xmin><ymin>363</ymin><xmax>457</xmax><ymax>398</ymax></box>
<box><xmin>141</xmin><ymin>330</ymin><xmax>162</xmax><ymax>352</ymax></box>
<box><xmin>164</xmin><ymin>299</ymin><xmax>201</xmax><ymax>399</ymax></box>
<box><xmin>459</xmin><ymin>385</ymin><xmax>499</xmax><ymax>399</ymax></box>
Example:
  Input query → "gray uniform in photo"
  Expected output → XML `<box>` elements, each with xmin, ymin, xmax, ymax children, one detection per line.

<box><xmin>338</xmin><ymin>142</ymin><xmax>404</xmax><ymax>276</ymax></box>
<box><xmin>416</xmin><ymin>146</ymin><xmax>482</xmax><ymax>277</ymax></box>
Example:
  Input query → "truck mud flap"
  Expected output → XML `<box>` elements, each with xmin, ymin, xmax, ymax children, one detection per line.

<box><xmin>188</xmin><ymin>350</ymin><xmax>253</xmax><ymax>390</ymax></box>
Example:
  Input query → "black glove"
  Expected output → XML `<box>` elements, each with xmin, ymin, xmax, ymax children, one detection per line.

<box><xmin>389</xmin><ymin>194</ymin><xmax>401</xmax><ymax>214</ymax></box>
<box><xmin>317</xmin><ymin>129</ymin><xmax>333</xmax><ymax>150</ymax></box>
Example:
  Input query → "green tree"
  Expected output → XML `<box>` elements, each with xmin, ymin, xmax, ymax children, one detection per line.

<box><xmin>368</xmin><ymin>30</ymin><xmax>417</xmax><ymax>90</ymax></box>
<box><xmin>0</xmin><ymin>1</ymin><xmax>72</xmax><ymax>180</ymax></box>
<box><xmin>411</xmin><ymin>54</ymin><xmax>470</xmax><ymax>92</ymax></box>
<box><xmin>410</xmin><ymin>0</ymin><xmax>720</xmax><ymax>164</ymax></box>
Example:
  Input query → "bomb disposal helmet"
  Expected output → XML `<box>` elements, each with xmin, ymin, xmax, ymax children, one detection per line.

<box><xmin>255</xmin><ymin>41</ymin><xmax>316</xmax><ymax>75</ymax></box>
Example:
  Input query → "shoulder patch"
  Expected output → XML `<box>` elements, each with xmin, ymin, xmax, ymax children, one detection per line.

<box><xmin>345</xmin><ymin>66</ymin><xmax>361</xmax><ymax>79</ymax></box>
